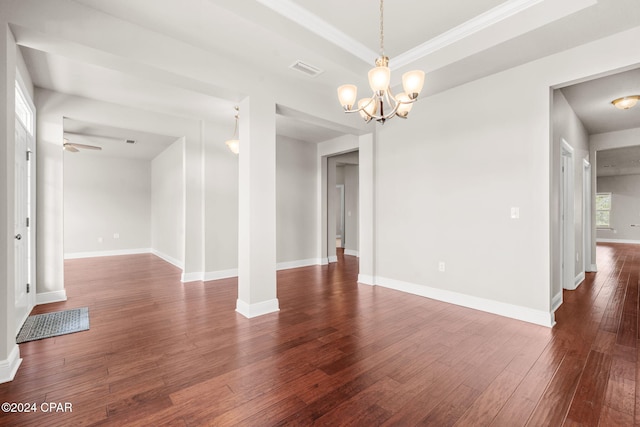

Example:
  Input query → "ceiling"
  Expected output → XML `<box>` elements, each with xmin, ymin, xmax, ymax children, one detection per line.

<box><xmin>63</xmin><ymin>118</ymin><xmax>179</xmax><ymax>160</ymax></box>
<box><xmin>597</xmin><ymin>146</ymin><xmax>640</xmax><ymax>177</ymax></box>
<box><xmin>560</xmin><ymin>68</ymin><xmax>640</xmax><ymax>135</ymax></box>
<box><xmin>10</xmin><ymin>0</ymin><xmax>640</xmax><ymax>153</ymax></box>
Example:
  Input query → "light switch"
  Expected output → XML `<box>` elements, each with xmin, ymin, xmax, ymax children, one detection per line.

<box><xmin>510</xmin><ymin>207</ymin><xmax>520</xmax><ymax>219</ymax></box>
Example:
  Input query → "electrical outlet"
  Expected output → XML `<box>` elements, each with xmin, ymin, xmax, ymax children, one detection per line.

<box><xmin>510</xmin><ymin>207</ymin><xmax>520</xmax><ymax>219</ymax></box>
<box><xmin>438</xmin><ymin>261</ymin><xmax>446</xmax><ymax>272</ymax></box>
<box><xmin>98</xmin><ymin>237</ymin><xmax>103</xmax><ymax>243</ymax></box>
<box><xmin>113</xmin><ymin>233</ymin><xmax>120</xmax><ymax>239</ymax></box>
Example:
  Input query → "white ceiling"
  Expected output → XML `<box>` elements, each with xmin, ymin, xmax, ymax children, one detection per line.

<box><xmin>597</xmin><ymin>145</ymin><xmax>640</xmax><ymax>177</ymax></box>
<box><xmin>9</xmin><ymin>0</ymin><xmax>640</xmax><ymax>149</ymax></box>
<box><xmin>560</xmin><ymin>68</ymin><xmax>640</xmax><ymax>135</ymax></box>
<box><xmin>63</xmin><ymin>118</ymin><xmax>179</xmax><ymax>160</ymax></box>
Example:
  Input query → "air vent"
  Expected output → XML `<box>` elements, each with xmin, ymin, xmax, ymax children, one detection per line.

<box><xmin>125</xmin><ymin>139</ymin><xmax>136</xmax><ymax>144</ymax></box>
<box><xmin>289</xmin><ymin>60</ymin><xmax>323</xmax><ymax>78</ymax></box>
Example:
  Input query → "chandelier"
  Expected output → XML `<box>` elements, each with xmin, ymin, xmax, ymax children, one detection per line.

<box><xmin>337</xmin><ymin>0</ymin><xmax>425</xmax><ymax>124</ymax></box>
<box><xmin>225</xmin><ymin>106</ymin><xmax>240</xmax><ymax>154</ymax></box>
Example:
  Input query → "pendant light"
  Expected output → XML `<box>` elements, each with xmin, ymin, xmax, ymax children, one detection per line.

<box><xmin>225</xmin><ymin>106</ymin><xmax>240</xmax><ymax>154</ymax></box>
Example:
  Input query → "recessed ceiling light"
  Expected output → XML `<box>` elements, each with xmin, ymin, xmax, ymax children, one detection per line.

<box><xmin>611</xmin><ymin>95</ymin><xmax>639</xmax><ymax>110</ymax></box>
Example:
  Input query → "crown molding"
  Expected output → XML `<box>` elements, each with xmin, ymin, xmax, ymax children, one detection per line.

<box><xmin>255</xmin><ymin>0</ymin><xmax>377</xmax><ymax>64</ymax></box>
<box><xmin>257</xmin><ymin>0</ymin><xmax>551</xmax><ymax>70</ymax></box>
<box><xmin>391</xmin><ymin>0</ymin><xmax>545</xmax><ymax>69</ymax></box>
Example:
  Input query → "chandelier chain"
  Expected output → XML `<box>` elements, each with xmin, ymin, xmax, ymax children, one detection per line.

<box><xmin>379</xmin><ymin>0</ymin><xmax>384</xmax><ymax>56</ymax></box>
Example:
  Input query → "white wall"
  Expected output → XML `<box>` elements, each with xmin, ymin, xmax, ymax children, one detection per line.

<box><xmin>0</xmin><ymin>24</ymin><xmax>21</xmax><ymax>383</ymax></box>
<box><xmin>597</xmin><ymin>174</ymin><xmax>640</xmax><ymax>243</ymax></box>
<box><xmin>551</xmin><ymin>89</ymin><xmax>589</xmax><ymax>298</ymax></box>
<box><xmin>63</xmin><ymin>154</ymin><xmax>151</xmax><ymax>256</ymax></box>
<box><xmin>376</xmin><ymin>72</ymin><xmax>551</xmax><ymax>316</ymax></box>
<box><xmin>276</xmin><ymin>135</ymin><xmax>317</xmax><ymax>265</ymax></box>
<box><xmin>151</xmin><ymin>138</ymin><xmax>184</xmax><ymax>267</ymax></box>
<box><xmin>372</xmin><ymin>26</ymin><xmax>640</xmax><ymax>326</ymax></box>
<box><xmin>204</xmin><ymin>122</ymin><xmax>239</xmax><ymax>278</ymax></box>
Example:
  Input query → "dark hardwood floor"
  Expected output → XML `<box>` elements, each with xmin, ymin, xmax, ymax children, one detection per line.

<box><xmin>0</xmin><ymin>243</ymin><xmax>638</xmax><ymax>426</ymax></box>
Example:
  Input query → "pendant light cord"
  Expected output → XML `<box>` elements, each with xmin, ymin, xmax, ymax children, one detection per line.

<box><xmin>231</xmin><ymin>106</ymin><xmax>239</xmax><ymax>139</ymax></box>
<box><xmin>379</xmin><ymin>0</ymin><xmax>384</xmax><ymax>56</ymax></box>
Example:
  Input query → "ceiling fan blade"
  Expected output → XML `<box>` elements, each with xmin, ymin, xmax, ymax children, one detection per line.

<box><xmin>63</xmin><ymin>144</ymin><xmax>79</xmax><ymax>152</ymax></box>
<box><xmin>68</xmin><ymin>142</ymin><xmax>102</xmax><ymax>150</ymax></box>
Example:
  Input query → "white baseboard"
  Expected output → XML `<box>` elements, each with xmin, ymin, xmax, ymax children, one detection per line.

<box><xmin>589</xmin><ymin>263</ymin><xmax>598</xmax><ymax>272</ymax></box>
<box><xmin>357</xmin><ymin>274</ymin><xmax>375</xmax><ymax>286</ymax></box>
<box><xmin>236</xmin><ymin>298</ymin><xmax>280</xmax><ymax>318</ymax></box>
<box><xmin>151</xmin><ymin>249</ymin><xmax>184</xmax><ymax>269</ymax></box>
<box><xmin>36</xmin><ymin>290</ymin><xmax>68</xmax><ymax>305</ymax></box>
<box><xmin>597</xmin><ymin>238</ymin><xmax>640</xmax><ymax>245</ymax></box>
<box><xmin>574</xmin><ymin>271</ymin><xmax>585</xmax><ymax>288</ymax></box>
<box><xmin>551</xmin><ymin>292</ymin><xmax>563</xmax><ymax>312</ymax></box>
<box><xmin>344</xmin><ymin>249</ymin><xmax>359</xmax><ymax>257</ymax></box>
<box><xmin>181</xmin><ymin>272</ymin><xmax>203</xmax><ymax>283</ymax></box>
<box><xmin>328</xmin><ymin>255</ymin><xmax>338</xmax><ymax>263</ymax></box>
<box><xmin>64</xmin><ymin>248</ymin><xmax>151</xmax><ymax>259</ymax></box>
<box><xmin>277</xmin><ymin>258</ymin><xmax>321</xmax><ymax>271</ymax></box>
<box><xmin>204</xmin><ymin>269</ymin><xmax>239</xmax><ymax>282</ymax></box>
<box><xmin>319</xmin><ymin>258</ymin><xmax>329</xmax><ymax>265</ymax></box>
<box><xmin>375</xmin><ymin>276</ymin><xmax>555</xmax><ymax>327</ymax></box>
<box><xmin>0</xmin><ymin>345</ymin><xmax>22</xmax><ymax>384</ymax></box>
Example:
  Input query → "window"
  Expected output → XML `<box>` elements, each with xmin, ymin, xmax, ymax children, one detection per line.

<box><xmin>596</xmin><ymin>193</ymin><xmax>611</xmax><ymax>228</ymax></box>
<box><xmin>15</xmin><ymin>81</ymin><xmax>34</xmax><ymax>135</ymax></box>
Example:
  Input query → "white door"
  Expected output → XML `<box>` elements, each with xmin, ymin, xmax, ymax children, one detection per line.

<box><xmin>14</xmin><ymin>118</ymin><xmax>31</xmax><ymax>334</ymax></box>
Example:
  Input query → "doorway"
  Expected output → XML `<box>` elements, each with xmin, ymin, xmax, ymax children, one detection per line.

<box><xmin>14</xmin><ymin>79</ymin><xmax>36</xmax><ymax>334</ymax></box>
<box><xmin>336</xmin><ymin>184</ymin><xmax>344</xmax><ymax>248</ymax></box>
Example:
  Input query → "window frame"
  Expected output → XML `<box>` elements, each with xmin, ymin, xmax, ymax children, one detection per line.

<box><xmin>596</xmin><ymin>192</ymin><xmax>612</xmax><ymax>229</ymax></box>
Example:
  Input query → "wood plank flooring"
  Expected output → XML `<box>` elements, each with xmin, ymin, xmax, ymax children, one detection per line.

<box><xmin>0</xmin><ymin>243</ymin><xmax>638</xmax><ymax>426</ymax></box>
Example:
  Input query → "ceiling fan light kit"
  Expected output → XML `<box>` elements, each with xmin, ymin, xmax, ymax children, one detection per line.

<box><xmin>337</xmin><ymin>0</ymin><xmax>425</xmax><ymax>124</ymax></box>
<box><xmin>63</xmin><ymin>137</ymin><xmax>102</xmax><ymax>152</ymax></box>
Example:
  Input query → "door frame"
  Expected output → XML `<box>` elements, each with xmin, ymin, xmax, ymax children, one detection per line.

<box><xmin>582</xmin><ymin>159</ymin><xmax>593</xmax><ymax>273</ymax></box>
<box><xmin>336</xmin><ymin>184</ymin><xmax>345</xmax><ymax>248</ymax></box>
<box><xmin>14</xmin><ymin>74</ymin><xmax>36</xmax><ymax>332</ymax></box>
<box><xmin>561</xmin><ymin>139</ymin><xmax>576</xmax><ymax>290</ymax></box>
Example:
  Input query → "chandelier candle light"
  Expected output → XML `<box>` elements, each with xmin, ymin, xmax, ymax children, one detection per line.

<box><xmin>225</xmin><ymin>106</ymin><xmax>240</xmax><ymax>154</ymax></box>
<box><xmin>337</xmin><ymin>0</ymin><xmax>425</xmax><ymax>124</ymax></box>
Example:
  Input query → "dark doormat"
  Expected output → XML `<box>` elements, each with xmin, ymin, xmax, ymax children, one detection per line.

<box><xmin>16</xmin><ymin>307</ymin><xmax>90</xmax><ymax>344</ymax></box>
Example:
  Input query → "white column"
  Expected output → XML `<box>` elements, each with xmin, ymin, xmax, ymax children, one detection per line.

<box><xmin>358</xmin><ymin>133</ymin><xmax>375</xmax><ymax>285</ymax></box>
<box><xmin>236</xmin><ymin>95</ymin><xmax>279</xmax><ymax>318</ymax></box>
<box><xmin>35</xmin><ymin>93</ymin><xmax>66</xmax><ymax>304</ymax></box>
<box><xmin>318</xmin><ymin>155</ymin><xmax>328</xmax><ymax>264</ymax></box>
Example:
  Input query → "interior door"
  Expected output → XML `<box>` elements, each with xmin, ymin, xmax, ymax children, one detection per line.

<box><xmin>14</xmin><ymin>117</ymin><xmax>30</xmax><ymax>334</ymax></box>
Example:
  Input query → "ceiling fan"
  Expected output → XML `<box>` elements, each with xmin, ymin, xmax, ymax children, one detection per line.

<box><xmin>63</xmin><ymin>138</ymin><xmax>102</xmax><ymax>153</ymax></box>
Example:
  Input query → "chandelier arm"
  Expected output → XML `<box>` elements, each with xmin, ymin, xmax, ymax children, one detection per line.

<box><xmin>343</xmin><ymin>97</ymin><xmax>376</xmax><ymax>115</ymax></box>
